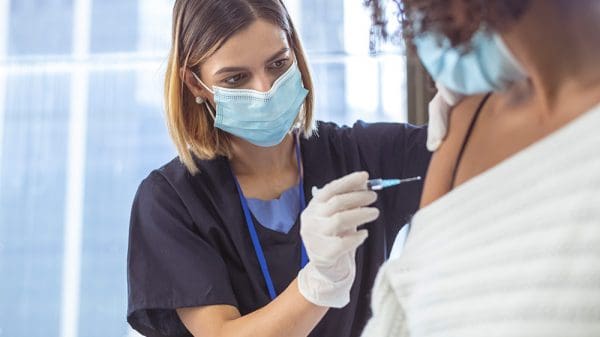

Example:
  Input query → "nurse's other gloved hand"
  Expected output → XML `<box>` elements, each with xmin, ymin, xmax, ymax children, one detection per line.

<box><xmin>298</xmin><ymin>171</ymin><xmax>379</xmax><ymax>308</ymax></box>
<box><xmin>427</xmin><ymin>83</ymin><xmax>464</xmax><ymax>151</ymax></box>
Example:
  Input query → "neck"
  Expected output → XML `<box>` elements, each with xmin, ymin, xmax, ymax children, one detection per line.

<box><xmin>229</xmin><ymin>134</ymin><xmax>297</xmax><ymax>177</ymax></box>
<box><xmin>503</xmin><ymin>0</ymin><xmax>600</xmax><ymax>114</ymax></box>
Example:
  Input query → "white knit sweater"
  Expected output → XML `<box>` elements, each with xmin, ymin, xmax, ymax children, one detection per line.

<box><xmin>362</xmin><ymin>104</ymin><xmax>600</xmax><ymax>337</ymax></box>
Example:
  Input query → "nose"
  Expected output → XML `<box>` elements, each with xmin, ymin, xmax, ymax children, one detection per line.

<box><xmin>250</xmin><ymin>71</ymin><xmax>275</xmax><ymax>92</ymax></box>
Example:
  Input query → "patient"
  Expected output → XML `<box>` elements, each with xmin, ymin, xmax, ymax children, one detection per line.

<box><xmin>362</xmin><ymin>0</ymin><xmax>600</xmax><ymax>336</ymax></box>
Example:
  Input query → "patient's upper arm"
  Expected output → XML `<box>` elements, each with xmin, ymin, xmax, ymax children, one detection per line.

<box><xmin>420</xmin><ymin>94</ymin><xmax>488</xmax><ymax>208</ymax></box>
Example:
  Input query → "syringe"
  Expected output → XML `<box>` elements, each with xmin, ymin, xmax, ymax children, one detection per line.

<box><xmin>366</xmin><ymin>176</ymin><xmax>422</xmax><ymax>191</ymax></box>
<box><xmin>311</xmin><ymin>176</ymin><xmax>422</xmax><ymax>197</ymax></box>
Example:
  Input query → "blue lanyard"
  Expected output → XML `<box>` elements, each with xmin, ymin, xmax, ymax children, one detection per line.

<box><xmin>232</xmin><ymin>137</ymin><xmax>308</xmax><ymax>300</ymax></box>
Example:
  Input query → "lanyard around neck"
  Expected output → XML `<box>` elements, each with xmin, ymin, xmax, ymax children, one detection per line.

<box><xmin>232</xmin><ymin>135</ymin><xmax>308</xmax><ymax>300</ymax></box>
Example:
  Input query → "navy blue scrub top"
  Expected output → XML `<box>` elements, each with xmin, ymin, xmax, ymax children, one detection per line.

<box><xmin>127</xmin><ymin>121</ymin><xmax>431</xmax><ymax>337</ymax></box>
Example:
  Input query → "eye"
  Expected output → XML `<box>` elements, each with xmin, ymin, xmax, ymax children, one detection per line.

<box><xmin>270</xmin><ymin>58</ymin><xmax>289</xmax><ymax>70</ymax></box>
<box><xmin>223</xmin><ymin>73</ymin><xmax>247</xmax><ymax>86</ymax></box>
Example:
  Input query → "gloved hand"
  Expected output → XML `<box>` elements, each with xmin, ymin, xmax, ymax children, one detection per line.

<box><xmin>427</xmin><ymin>83</ymin><xmax>464</xmax><ymax>151</ymax></box>
<box><xmin>298</xmin><ymin>171</ymin><xmax>380</xmax><ymax>308</ymax></box>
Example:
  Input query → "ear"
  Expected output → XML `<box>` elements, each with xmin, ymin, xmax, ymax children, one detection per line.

<box><xmin>179</xmin><ymin>67</ymin><xmax>211</xmax><ymax>101</ymax></box>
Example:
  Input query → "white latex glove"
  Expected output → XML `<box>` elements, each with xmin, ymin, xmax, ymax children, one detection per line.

<box><xmin>298</xmin><ymin>171</ymin><xmax>380</xmax><ymax>308</ymax></box>
<box><xmin>427</xmin><ymin>83</ymin><xmax>464</xmax><ymax>151</ymax></box>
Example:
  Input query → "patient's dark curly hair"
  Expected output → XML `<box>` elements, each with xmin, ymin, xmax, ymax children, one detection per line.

<box><xmin>366</xmin><ymin>0</ymin><xmax>532</xmax><ymax>50</ymax></box>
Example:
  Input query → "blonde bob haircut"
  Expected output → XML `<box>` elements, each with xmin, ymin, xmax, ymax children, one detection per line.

<box><xmin>165</xmin><ymin>0</ymin><xmax>316</xmax><ymax>174</ymax></box>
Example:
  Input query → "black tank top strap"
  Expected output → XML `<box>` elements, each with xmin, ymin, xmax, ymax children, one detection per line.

<box><xmin>450</xmin><ymin>93</ymin><xmax>492</xmax><ymax>189</ymax></box>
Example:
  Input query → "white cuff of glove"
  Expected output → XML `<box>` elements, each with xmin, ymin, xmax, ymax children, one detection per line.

<box><xmin>297</xmin><ymin>262</ymin><xmax>355</xmax><ymax>308</ymax></box>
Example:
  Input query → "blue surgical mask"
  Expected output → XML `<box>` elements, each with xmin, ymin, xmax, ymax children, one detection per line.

<box><xmin>414</xmin><ymin>29</ymin><xmax>526</xmax><ymax>95</ymax></box>
<box><xmin>192</xmin><ymin>61</ymin><xmax>308</xmax><ymax>147</ymax></box>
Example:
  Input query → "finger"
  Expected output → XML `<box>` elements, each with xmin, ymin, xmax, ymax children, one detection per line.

<box><xmin>309</xmin><ymin>230</ymin><xmax>369</xmax><ymax>261</ymax></box>
<box><xmin>322</xmin><ymin>207</ymin><xmax>380</xmax><ymax>236</ymax></box>
<box><xmin>321</xmin><ymin>190</ymin><xmax>377</xmax><ymax>216</ymax></box>
<box><xmin>346</xmin><ymin>229</ymin><xmax>369</xmax><ymax>251</ymax></box>
<box><xmin>327</xmin><ymin>230</ymin><xmax>370</xmax><ymax>257</ymax></box>
<box><xmin>314</xmin><ymin>171</ymin><xmax>369</xmax><ymax>202</ymax></box>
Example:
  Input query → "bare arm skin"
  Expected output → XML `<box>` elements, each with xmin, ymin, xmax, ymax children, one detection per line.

<box><xmin>177</xmin><ymin>279</ymin><xmax>328</xmax><ymax>337</ymax></box>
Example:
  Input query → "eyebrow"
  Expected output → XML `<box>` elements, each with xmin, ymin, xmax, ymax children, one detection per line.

<box><xmin>213</xmin><ymin>47</ymin><xmax>291</xmax><ymax>76</ymax></box>
<box><xmin>266</xmin><ymin>47</ymin><xmax>290</xmax><ymax>63</ymax></box>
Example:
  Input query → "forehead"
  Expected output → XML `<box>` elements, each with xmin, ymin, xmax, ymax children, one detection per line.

<box><xmin>203</xmin><ymin>19</ymin><xmax>290</xmax><ymax>71</ymax></box>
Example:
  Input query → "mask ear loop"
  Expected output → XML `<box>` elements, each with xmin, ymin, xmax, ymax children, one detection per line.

<box><xmin>203</xmin><ymin>101</ymin><xmax>216</xmax><ymax>122</ymax></box>
<box><xmin>191</xmin><ymin>71</ymin><xmax>216</xmax><ymax>121</ymax></box>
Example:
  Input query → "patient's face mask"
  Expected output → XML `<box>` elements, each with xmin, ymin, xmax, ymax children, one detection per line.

<box><xmin>414</xmin><ymin>28</ymin><xmax>526</xmax><ymax>95</ymax></box>
<box><xmin>193</xmin><ymin>61</ymin><xmax>308</xmax><ymax>147</ymax></box>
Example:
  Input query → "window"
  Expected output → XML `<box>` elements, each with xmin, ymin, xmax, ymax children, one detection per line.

<box><xmin>0</xmin><ymin>1</ymin><xmax>407</xmax><ymax>336</ymax></box>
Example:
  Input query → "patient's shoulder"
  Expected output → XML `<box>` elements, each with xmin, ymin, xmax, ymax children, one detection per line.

<box><xmin>420</xmin><ymin>94</ymin><xmax>489</xmax><ymax>208</ymax></box>
<box><xmin>442</xmin><ymin>94</ymin><xmax>490</xmax><ymax>150</ymax></box>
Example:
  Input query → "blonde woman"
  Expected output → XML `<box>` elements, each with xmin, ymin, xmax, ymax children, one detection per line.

<box><xmin>127</xmin><ymin>1</ymin><xmax>431</xmax><ymax>336</ymax></box>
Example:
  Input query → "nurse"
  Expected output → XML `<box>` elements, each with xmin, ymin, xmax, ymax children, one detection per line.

<box><xmin>127</xmin><ymin>0</ymin><xmax>430</xmax><ymax>336</ymax></box>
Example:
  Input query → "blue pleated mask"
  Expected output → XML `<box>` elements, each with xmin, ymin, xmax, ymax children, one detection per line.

<box><xmin>414</xmin><ymin>28</ymin><xmax>526</xmax><ymax>95</ymax></box>
<box><xmin>193</xmin><ymin>61</ymin><xmax>308</xmax><ymax>147</ymax></box>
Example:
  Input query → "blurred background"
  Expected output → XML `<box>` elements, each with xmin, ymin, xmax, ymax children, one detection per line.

<box><xmin>0</xmin><ymin>0</ymin><xmax>425</xmax><ymax>336</ymax></box>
